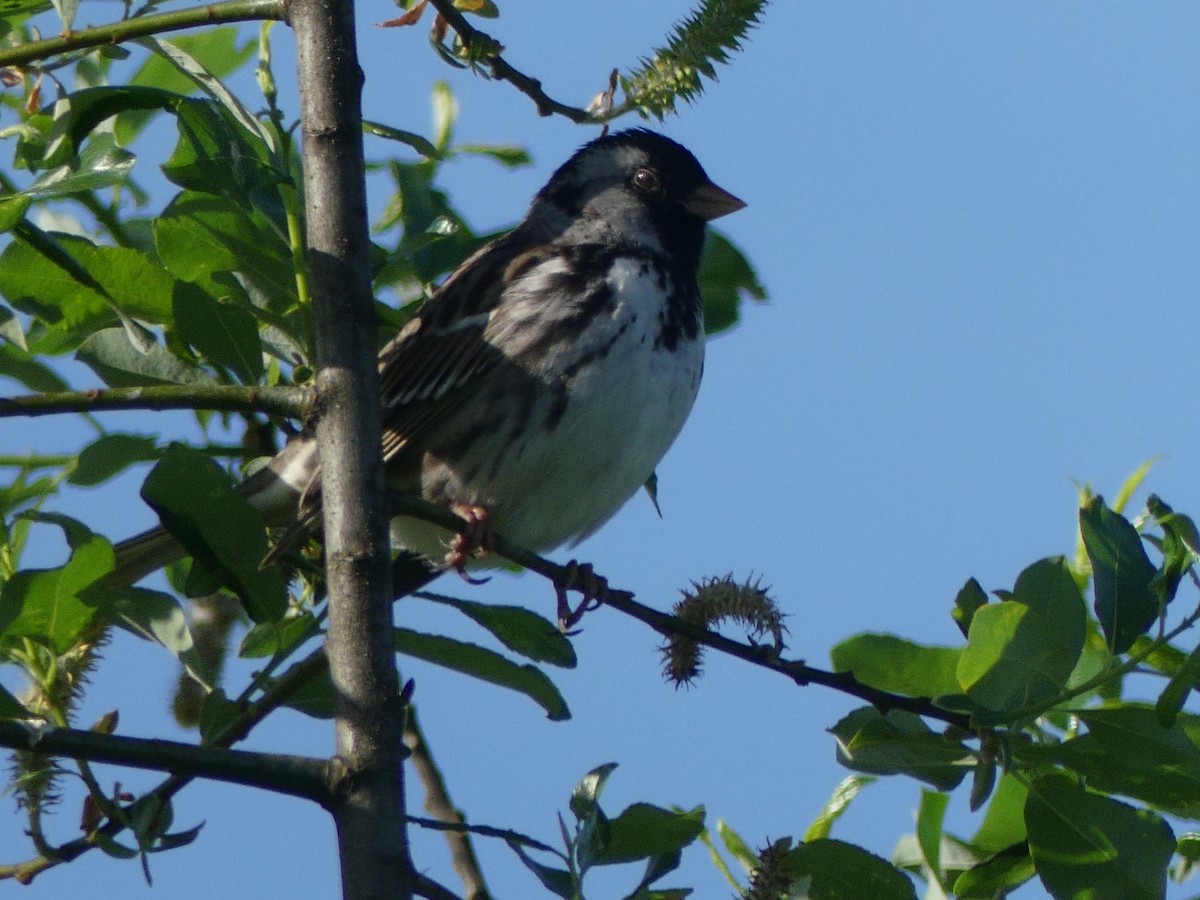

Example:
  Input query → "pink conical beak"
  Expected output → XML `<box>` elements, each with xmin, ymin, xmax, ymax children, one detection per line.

<box><xmin>685</xmin><ymin>180</ymin><xmax>747</xmax><ymax>221</ymax></box>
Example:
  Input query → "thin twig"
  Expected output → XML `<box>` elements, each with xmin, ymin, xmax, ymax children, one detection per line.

<box><xmin>404</xmin><ymin>707</ymin><xmax>491</xmax><ymax>900</ymax></box>
<box><xmin>424</xmin><ymin>0</ymin><xmax>602</xmax><ymax>123</ymax></box>
<box><xmin>0</xmin><ymin>647</ymin><xmax>329</xmax><ymax>883</ymax></box>
<box><xmin>0</xmin><ymin>0</ymin><xmax>287</xmax><ymax>68</ymax></box>
<box><xmin>0</xmin><ymin>385</ymin><xmax>309</xmax><ymax>421</ymax></box>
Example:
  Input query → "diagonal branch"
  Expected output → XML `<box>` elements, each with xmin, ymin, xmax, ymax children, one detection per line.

<box><xmin>387</xmin><ymin>494</ymin><xmax>974</xmax><ymax>730</ymax></box>
<box><xmin>404</xmin><ymin>706</ymin><xmax>490</xmax><ymax>900</ymax></box>
<box><xmin>424</xmin><ymin>0</ymin><xmax>602</xmax><ymax>123</ymax></box>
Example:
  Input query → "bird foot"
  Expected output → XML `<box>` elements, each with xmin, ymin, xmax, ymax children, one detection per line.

<box><xmin>442</xmin><ymin>504</ymin><xmax>492</xmax><ymax>584</ymax></box>
<box><xmin>555</xmin><ymin>560</ymin><xmax>608</xmax><ymax>632</ymax></box>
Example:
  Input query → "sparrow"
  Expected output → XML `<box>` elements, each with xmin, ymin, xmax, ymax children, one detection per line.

<box><xmin>111</xmin><ymin>129</ymin><xmax>745</xmax><ymax>615</ymax></box>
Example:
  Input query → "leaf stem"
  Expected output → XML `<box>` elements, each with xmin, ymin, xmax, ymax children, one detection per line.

<box><xmin>0</xmin><ymin>385</ymin><xmax>309</xmax><ymax>420</ymax></box>
<box><xmin>0</xmin><ymin>0</ymin><xmax>288</xmax><ymax>68</ymax></box>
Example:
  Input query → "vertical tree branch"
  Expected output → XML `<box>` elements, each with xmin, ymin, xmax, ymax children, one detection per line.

<box><xmin>289</xmin><ymin>0</ymin><xmax>413</xmax><ymax>896</ymax></box>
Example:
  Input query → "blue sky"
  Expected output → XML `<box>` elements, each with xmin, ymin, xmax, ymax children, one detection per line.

<box><xmin>3</xmin><ymin>3</ymin><xmax>1200</xmax><ymax>898</ymax></box>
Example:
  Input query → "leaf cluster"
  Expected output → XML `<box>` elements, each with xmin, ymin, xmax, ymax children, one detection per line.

<box><xmin>706</xmin><ymin>469</ymin><xmax>1200</xmax><ymax>899</ymax></box>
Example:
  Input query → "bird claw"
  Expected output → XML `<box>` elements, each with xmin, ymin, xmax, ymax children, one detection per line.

<box><xmin>440</xmin><ymin>504</ymin><xmax>493</xmax><ymax>581</ymax></box>
<box><xmin>555</xmin><ymin>560</ymin><xmax>608</xmax><ymax>632</ymax></box>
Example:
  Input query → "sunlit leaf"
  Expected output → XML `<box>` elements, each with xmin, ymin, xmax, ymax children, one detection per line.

<box><xmin>1026</xmin><ymin>770</ymin><xmax>1173</xmax><ymax>900</ymax></box>
<box><xmin>393</xmin><ymin>627</ymin><xmax>569</xmax><ymax>720</ymax></box>
<box><xmin>1080</xmin><ymin>496</ymin><xmax>1158</xmax><ymax>654</ymax></box>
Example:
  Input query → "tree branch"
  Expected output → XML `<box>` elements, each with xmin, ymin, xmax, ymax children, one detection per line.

<box><xmin>388</xmin><ymin>494</ymin><xmax>974</xmax><ymax>730</ymax></box>
<box><xmin>403</xmin><ymin>706</ymin><xmax>490</xmax><ymax>900</ymax></box>
<box><xmin>0</xmin><ymin>720</ymin><xmax>330</xmax><ymax>803</ymax></box>
<box><xmin>0</xmin><ymin>0</ymin><xmax>287</xmax><ymax>68</ymax></box>
<box><xmin>424</xmin><ymin>0</ymin><xmax>602</xmax><ymax>123</ymax></box>
<box><xmin>0</xmin><ymin>385</ymin><xmax>309</xmax><ymax>420</ymax></box>
<box><xmin>0</xmin><ymin>641</ymin><xmax>329</xmax><ymax>883</ymax></box>
<box><xmin>291</xmin><ymin>0</ymin><xmax>414</xmax><ymax>893</ymax></box>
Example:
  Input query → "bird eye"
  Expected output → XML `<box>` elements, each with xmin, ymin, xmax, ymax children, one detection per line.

<box><xmin>632</xmin><ymin>167</ymin><xmax>660</xmax><ymax>192</ymax></box>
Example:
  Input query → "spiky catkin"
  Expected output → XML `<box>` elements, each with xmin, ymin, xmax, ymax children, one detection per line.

<box><xmin>743</xmin><ymin>837</ymin><xmax>797</xmax><ymax>900</ymax></box>
<box><xmin>661</xmin><ymin>573</ymin><xmax>784</xmax><ymax>686</ymax></box>
<box><xmin>10</xmin><ymin>630</ymin><xmax>110</xmax><ymax>818</ymax></box>
<box><xmin>621</xmin><ymin>0</ymin><xmax>768</xmax><ymax>118</ymax></box>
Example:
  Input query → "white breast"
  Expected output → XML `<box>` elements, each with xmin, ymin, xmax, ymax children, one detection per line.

<box><xmin>390</xmin><ymin>255</ymin><xmax>704</xmax><ymax>561</ymax></box>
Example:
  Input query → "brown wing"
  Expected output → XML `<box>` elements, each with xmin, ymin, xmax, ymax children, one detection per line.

<box><xmin>269</xmin><ymin>233</ymin><xmax>557</xmax><ymax>556</ymax></box>
<box><xmin>376</xmin><ymin>237</ymin><xmax>558</xmax><ymax>466</ymax></box>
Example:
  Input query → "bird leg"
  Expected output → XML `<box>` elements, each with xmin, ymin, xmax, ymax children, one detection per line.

<box><xmin>443</xmin><ymin>503</ymin><xmax>492</xmax><ymax>584</ymax></box>
<box><xmin>555</xmin><ymin>560</ymin><xmax>608</xmax><ymax>632</ymax></box>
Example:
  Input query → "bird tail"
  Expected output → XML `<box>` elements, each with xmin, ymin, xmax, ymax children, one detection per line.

<box><xmin>108</xmin><ymin>526</ymin><xmax>187</xmax><ymax>588</ymax></box>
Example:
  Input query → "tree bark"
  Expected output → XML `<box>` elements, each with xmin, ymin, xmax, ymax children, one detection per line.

<box><xmin>290</xmin><ymin>0</ymin><xmax>413</xmax><ymax>895</ymax></box>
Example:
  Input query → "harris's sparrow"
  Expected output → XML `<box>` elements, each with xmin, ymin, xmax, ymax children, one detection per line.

<box><xmin>112</xmin><ymin>129</ymin><xmax>745</xmax><ymax>601</ymax></box>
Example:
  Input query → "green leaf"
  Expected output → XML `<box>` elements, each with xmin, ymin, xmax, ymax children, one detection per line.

<box><xmin>1173</xmin><ymin>832</ymin><xmax>1200</xmax><ymax>884</ymax></box>
<box><xmin>136</xmin><ymin>35</ymin><xmax>276</xmax><ymax>158</ymax></box>
<box><xmin>957</xmin><ymin>557</ymin><xmax>1086</xmax><ymax>718</ymax></box>
<box><xmin>0</xmin><ymin>517</ymin><xmax>113</xmax><ymax>651</ymax></box>
<box><xmin>0</xmin><ymin>303</ymin><xmax>22</xmax><ymax>350</ymax></box>
<box><xmin>593</xmin><ymin>804</ymin><xmax>704</xmax><ymax>865</ymax></box>
<box><xmin>27</xmin><ymin>133</ymin><xmax>135</xmax><ymax>198</ymax></box>
<box><xmin>198</xmin><ymin>688</ymin><xmax>243</xmax><ymax>741</ymax></box>
<box><xmin>0</xmin><ymin>342</ymin><xmax>70</xmax><ymax>392</ymax></box>
<box><xmin>239</xmin><ymin>612</ymin><xmax>320</xmax><ymax>659</ymax></box>
<box><xmin>453</xmin><ymin>142</ymin><xmax>532</xmax><ymax>169</ymax></box>
<box><xmin>277</xmin><ymin>665</ymin><xmax>337</xmax><ymax>719</ymax></box>
<box><xmin>414</xmin><ymin>593</ymin><xmax>576</xmax><ymax>667</ymax></box>
<box><xmin>172</xmin><ymin>282</ymin><xmax>264</xmax><ymax>383</ymax></box>
<box><xmin>431</xmin><ymin>81</ymin><xmax>456</xmax><ymax>152</ymax></box>
<box><xmin>48</xmin><ymin>0</ymin><xmax>77</xmax><ymax>35</ymax></box>
<box><xmin>393</xmin><ymin>627</ymin><xmax>569</xmax><ymax>720</ymax></box>
<box><xmin>1147</xmin><ymin>494</ymin><xmax>1200</xmax><ymax>611</ymax></box>
<box><xmin>128</xmin><ymin>29</ymin><xmax>256</xmax><ymax>106</ymax></box>
<box><xmin>830</xmin><ymin>633</ymin><xmax>962</xmax><ymax>699</ymax></box>
<box><xmin>803</xmin><ymin>774</ymin><xmax>875</xmax><ymax>842</ymax></box>
<box><xmin>0</xmin><ymin>0</ymin><xmax>51</xmax><ymax>40</ymax></box>
<box><xmin>830</xmin><ymin>707</ymin><xmax>974</xmax><ymax>791</ymax></box>
<box><xmin>77</xmin><ymin>327</ymin><xmax>215</xmax><ymax>387</ymax></box>
<box><xmin>570</xmin><ymin>762</ymin><xmax>619</xmax><ymax>820</ymax></box>
<box><xmin>1026</xmin><ymin>770</ymin><xmax>1174</xmax><ymax>900</ymax></box>
<box><xmin>953</xmin><ymin>846</ymin><xmax>1036</xmax><ymax>899</ymax></box>
<box><xmin>952</xmin><ymin>577</ymin><xmax>988</xmax><ymax>638</ymax></box>
<box><xmin>716</xmin><ymin>820</ymin><xmax>759</xmax><ymax>874</ymax></box>
<box><xmin>99</xmin><ymin>585</ymin><xmax>215</xmax><ymax>688</ymax></box>
<box><xmin>362</xmin><ymin>121</ymin><xmax>440</xmax><ymax>158</ymax></box>
<box><xmin>141</xmin><ymin>444</ymin><xmax>285</xmax><ymax>622</ymax></box>
<box><xmin>1080</xmin><ymin>495</ymin><xmax>1159</xmax><ymax>654</ymax></box>
<box><xmin>1019</xmin><ymin>703</ymin><xmax>1200</xmax><ymax>819</ymax></box>
<box><xmin>154</xmin><ymin>192</ymin><xmax>295</xmax><ymax>312</ymax></box>
<box><xmin>624</xmin><ymin>851</ymin><xmax>685</xmax><ymax>897</ymax></box>
<box><xmin>506</xmin><ymin>839</ymin><xmax>576</xmax><ymax>898</ymax></box>
<box><xmin>0</xmin><ymin>231</ymin><xmax>176</xmax><ymax>340</ymax></box>
<box><xmin>916</xmin><ymin>789</ymin><xmax>949</xmax><ymax>884</ymax></box>
<box><xmin>971</xmin><ymin>773</ymin><xmax>1028</xmax><ymax>853</ymax></box>
<box><xmin>68</xmin><ymin>433</ymin><xmax>158</xmax><ymax>486</ymax></box>
<box><xmin>781</xmin><ymin>838</ymin><xmax>917</xmax><ymax>900</ymax></box>
<box><xmin>698</xmin><ymin>230</ymin><xmax>766</xmax><ymax>336</ymax></box>
<box><xmin>0</xmin><ymin>195</ymin><xmax>30</xmax><ymax>233</ymax></box>
<box><xmin>159</xmin><ymin>98</ymin><xmax>281</xmax><ymax>204</ymax></box>
<box><xmin>1157</xmin><ymin>642</ymin><xmax>1200</xmax><ymax>728</ymax></box>
<box><xmin>36</xmin><ymin>86</ymin><xmax>178</xmax><ymax>170</ymax></box>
